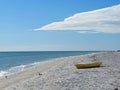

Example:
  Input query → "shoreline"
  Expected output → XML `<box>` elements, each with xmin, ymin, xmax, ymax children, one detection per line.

<box><xmin>0</xmin><ymin>51</ymin><xmax>120</xmax><ymax>90</ymax></box>
<box><xmin>0</xmin><ymin>51</ymin><xmax>99</xmax><ymax>78</ymax></box>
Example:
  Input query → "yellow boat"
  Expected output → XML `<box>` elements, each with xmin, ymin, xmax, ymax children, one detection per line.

<box><xmin>75</xmin><ymin>62</ymin><xmax>102</xmax><ymax>69</ymax></box>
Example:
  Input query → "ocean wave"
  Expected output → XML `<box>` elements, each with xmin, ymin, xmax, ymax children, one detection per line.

<box><xmin>0</xmin><ymin>62</ymin><xmax>40</xmax><ymax>78</ymax></box>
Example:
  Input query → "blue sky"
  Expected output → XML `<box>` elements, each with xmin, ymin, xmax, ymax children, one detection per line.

<box><xmin>0</xmin><ymin>0</ymin><xmax>120</xmax><ymax>51</ymax></box>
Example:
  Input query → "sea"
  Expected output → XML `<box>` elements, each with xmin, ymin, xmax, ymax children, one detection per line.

<box><xmin>0</xmin><ymin>51</ymin><xmax>99</xmax><ymax>77</ymax></box>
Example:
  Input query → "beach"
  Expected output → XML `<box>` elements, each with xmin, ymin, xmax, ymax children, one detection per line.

<box><xmin>0</xmin><ymin>51</ymin><xmax>120</xmax><ymax>90</ymax></box>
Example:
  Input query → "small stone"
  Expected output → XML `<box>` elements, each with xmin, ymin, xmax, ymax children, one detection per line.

<box><xmin>114</xmin><ymin>88</ymin><xmax>118</xmax><ymax>90</ymax></box>
<box><xmin>39</xmin><ymin>73</ymin><xmax>42</xmax><ymax>75</ymax></box>
<box><xmin>5</xmin><ymin>76</ymin><xmax>7</xmax><ymax>78</ymax></box>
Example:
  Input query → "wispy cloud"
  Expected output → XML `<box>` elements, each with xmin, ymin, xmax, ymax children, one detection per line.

<box><xmin>35</xmin><ymin>4</ymin><xmax>120</xmax><ymax>33</ymax></box>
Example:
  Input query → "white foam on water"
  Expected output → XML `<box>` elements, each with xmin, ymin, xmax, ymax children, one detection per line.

<box><xmin>0</xmin><ymin>71</ymin><xmax>8</xmax><ymax>77</ymax></box>
<box><xmin>0</xmin><ymin>62</ymin><xmax>40</xmax><ymax>78</ymax></box>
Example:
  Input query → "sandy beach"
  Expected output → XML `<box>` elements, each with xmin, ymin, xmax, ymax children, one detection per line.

<box><xmin>0</xmin><ymin>51</ymin><xmax>120</xmax><ymax>90</ymax></box>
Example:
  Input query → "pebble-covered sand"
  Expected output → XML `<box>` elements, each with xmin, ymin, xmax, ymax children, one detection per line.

<box><xmin>0</xmin><ymin>52</ymin><xmax>120</xmax><ymax>90</ymax></box>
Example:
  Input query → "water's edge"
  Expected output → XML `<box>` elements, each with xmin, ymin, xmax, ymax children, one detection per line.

<box><xmin>0</xmin><ymin>51</ymin><xmax>101</xmax><ymax>77</ymax></box>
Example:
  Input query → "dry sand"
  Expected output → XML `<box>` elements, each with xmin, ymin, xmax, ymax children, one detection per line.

<box><xmin>0</xmin><ymin>51</ymin><xmax>120</xmax><ymax>90</ymax></box>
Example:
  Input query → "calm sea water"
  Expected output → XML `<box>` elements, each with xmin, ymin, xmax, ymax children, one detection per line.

<box><xmin>0</xmin><ymin>51</ymin><xmax>99</xmax><ymax>77</ymax></box>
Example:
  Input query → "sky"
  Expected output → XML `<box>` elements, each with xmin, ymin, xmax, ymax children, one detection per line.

<box><xmin>0</xmin><ymin>0</ymin><xmax>120</xmax><ymax>51</ymax></box>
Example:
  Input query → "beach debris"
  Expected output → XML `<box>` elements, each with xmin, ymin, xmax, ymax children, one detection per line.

<box><xmin>39</xmin><ymin>73</ymin><xmax>42</xmax><ymax>76</ymax></box>
<box><xmin>114</xmin><ymin>88</ymin><xmax>118</xmax><ymax>90</ymax></box>
<box><xmin>5</xmin><ymin>76</ymin><xmax>7</xmax><ymax>78</ymax></box>
<box><xmin>75</xmin><ymin>62</ymin><xmax>102</xmax><ymax>69</ymax></box>
<box><xmin>117</xmin><ymin>50</ymin><xmax>120</xmax><ymax>52</ymax></box>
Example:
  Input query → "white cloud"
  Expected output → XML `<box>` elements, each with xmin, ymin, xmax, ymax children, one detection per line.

<box><xmin>77</xmin><ymin>30</ymin><xmax>99</xmax><ymax>34</ymax></box>
<box><xmin>35</xmin><ymin>4</ymin><xmax>120</xmax><ymax>33</ymax></box>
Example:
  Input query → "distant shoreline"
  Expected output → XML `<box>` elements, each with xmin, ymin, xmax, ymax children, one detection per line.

<box><xmin>0</xmin><ymin>50</ymin><xmax>105</xmax><ymax>52</ymax></box>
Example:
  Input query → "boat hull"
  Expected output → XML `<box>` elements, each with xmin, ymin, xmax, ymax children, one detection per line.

<box><xmin>75</xmin><ymin>62</ymin><xmax>102</xmax><ymax>69</ymax></box>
